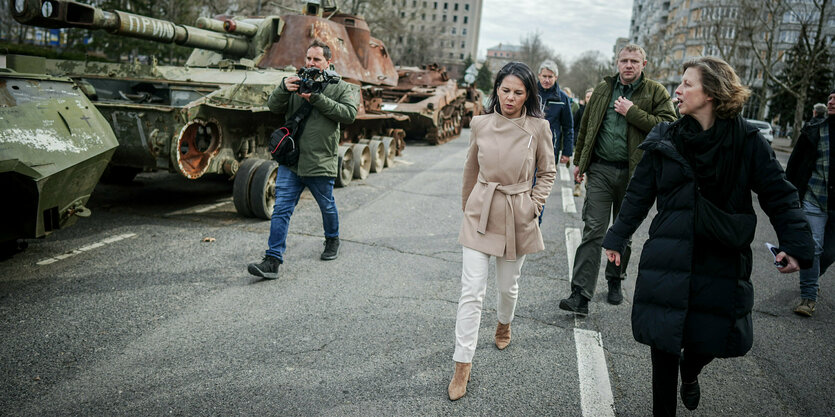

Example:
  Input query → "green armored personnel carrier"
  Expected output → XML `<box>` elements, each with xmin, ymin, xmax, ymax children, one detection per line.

<box><xmin>0</xmin><ymin>67</ymin><xmax>118</xmax><ymax>251</ymax></box>
<box><xmin>9</xmin><ymin>0</ymin><xmax>410</xmax><ymax>219</ymax></box>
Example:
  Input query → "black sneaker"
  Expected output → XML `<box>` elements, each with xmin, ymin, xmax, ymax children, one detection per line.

<box><xmin>559</xmin><ymin>288</ymin><xmax>589</xmax><ymax>316</ymax></box>
<box><xmin>607</xmin><ymin>280</ymin><xmax>623</xmax><ymax>305</ymax></box>
<box><xmin>680</xmin><ymin>379</ymin><xmax>700</xmax><ymax>410</ymax></box>
<box><xmin>247</xmin><ymin>256</ymin><xmax>280</xmax><ymax>279</ymax></box>
<box><xmin>321</xmin><ymin>237</ymin><xmax>340</xmax><ymax>260</ymax></box>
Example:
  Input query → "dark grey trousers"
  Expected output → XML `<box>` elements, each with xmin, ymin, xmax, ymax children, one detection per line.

<box><xmin>571</xmin><ymin>161</ymin><xmax>632</xmax><ymax>300</ymax></box>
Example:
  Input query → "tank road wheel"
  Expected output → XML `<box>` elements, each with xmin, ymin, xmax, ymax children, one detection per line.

<box><xmin>336</xmin><ymin>145</ymin><xmax>354</xmax><ymax>187</ymax></box>
<box><xmin>359</xmin><ymin>139</ymin><xmax>385</xmax><ymax>173</ymax></box>
<box><xmin>233</xmin><ymin>158</ymin><xmax>265</xmax><ymax>217</ymax></box>
<box><xmin>248</xmin><ymin>161</ymin><xmax>279</xmax><ymax>220</ymax></box>
<box><xmin>352</xmin><ymin>143</ymin><xmax>371</xmax><ymax>180</ymax></box>
<box><xmin>374</xmin><ymin>135</ymin><xmax>396</xmax><ymax>167</ymax></box>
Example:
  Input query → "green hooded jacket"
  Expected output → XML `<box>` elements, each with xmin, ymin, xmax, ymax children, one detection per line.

<box><xmin>266</xmin><ymin>77</ymin><xmax>359</xmax><ymax>177</ymax></box>
<box><xmin>574</xmin><ymin>73</ymin><xmax>676</xmax><ymax>177</ymax></box>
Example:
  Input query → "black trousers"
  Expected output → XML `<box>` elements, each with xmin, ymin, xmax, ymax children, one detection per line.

<box><xmin>650</xmin><ymin>346</ymin><xmax>714</xmax><ymax>417</ymax></box>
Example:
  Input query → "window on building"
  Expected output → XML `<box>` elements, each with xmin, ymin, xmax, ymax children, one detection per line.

<box><xmin>460</xmin><ymin>53</ymin><xmax>464</xmax><ymax>59</ymax></box>
<box><xmin>453</xmin><ymin>15</ymin><xmax>458</xmax><ymax>22</ymax></box>
<box><xmin>779</xmin><ymin>29</ymin><xmax>800</xmax><ymax>43</ymax></box>
<box><xmin>452</xmin><ymin>27</ymin><xmax>456</xmax><ymax>34</ymax></box>
<box><xmin>413</xmin><ymin>0</ymin><xmax>417</xmax><ymax>7</ymax></box>
<box><xmin>434</xmin><ymin>1</ymin><xmax>437</xmax><ymax>9</ymax></box>
<box><xmin>444</xmin><ymin>2</ymin><xmax>448</xmax><ymax>9</ymax></box>
<box><xmin>402</xmin><ymin>0</ymin><xmax>406</xmax><ymax>6</ymax></box>
<box><xmin>464</xmin><ymin>16</ymin><xmax>468</xmax><ymax>24</ymax></box>
<box><xmin>449</xmin><ymin>52</ymin><xmax>454</xmax><ymax>58</ymax></box>
<box><xmin>423</xmin><ymin>1</ymin><xmax>427</xmax><ymax>6</ymax></box>
<box><xmin>465</xmin><ymin>4</ymin><xmax>469</xmax><ymax>10</ymax></box>
<box><xmin>443</xmin><ymin>14</ymin><xmax>447</xmax><ymax>21</ymax></box>
<box><xmin>432</xmin><ymin>14</ymin><xmax>436</xmax><ymax>20</ymax></box>
<box><xmin>454</xmin><ymin>3</ymin><xmax>458</xmax><ymax>10</ymax></box>
<box><xmin>460</xmin><ymin>41</ymin><xmax>465</xmax><ymax>48</ymax></box>
<box><xmin>400</xmin><ymin>11</ymin><xmax>405</xmax><ymax>18</ymax></box>
<box><xmin>462</xmin><ymin>28</ymin><xmax>467</xmax><ymax>35</ymax></box>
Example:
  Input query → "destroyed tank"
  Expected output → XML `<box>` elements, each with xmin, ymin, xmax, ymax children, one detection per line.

<box><xmin>380</xmin><ymin>64</ymin><xmax>472</xmax><ymax>145</ymax></box>
<box><xmin>9</xmin><ymin>0</ymin><xmax>413</xmax><ymax>219</ymax></box>
<box><xmin>0</xmin><ymin>65</ymin><xmax>118</xmax><ymax>252</ymax></box>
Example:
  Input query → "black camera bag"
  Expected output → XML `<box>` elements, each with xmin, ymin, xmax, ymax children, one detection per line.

<box><xmin>269</xmin><ymin>101</ymin><xmax>313</xmax><ymax>166</ymax></box>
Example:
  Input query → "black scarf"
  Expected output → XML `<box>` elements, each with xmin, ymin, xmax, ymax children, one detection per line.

<box><xmin>672</xmin><ymin>115</ymin><xmax>746</xmax><ymax>209</ymax></box>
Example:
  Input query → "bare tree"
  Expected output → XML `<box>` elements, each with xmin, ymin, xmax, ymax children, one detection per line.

<box><xmin>753</xmin><ymin>0</ymin><xmax>832</xmax><ymax>144</ymax></box>
<box><xmin>561</xmin><ymin>50</ymin><xmax>611</xmax><ymax>96</ymax></box>
<box><xmin>519</xmin><ymin>31</ymin><xmax>554</xmax><ymax>71</ymax></box>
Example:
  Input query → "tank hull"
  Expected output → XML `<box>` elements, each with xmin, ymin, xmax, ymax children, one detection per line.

<box><xmin>0</xmin><ymin>72</ymin><xmax>118</xmax><ymax>244</ymax></box>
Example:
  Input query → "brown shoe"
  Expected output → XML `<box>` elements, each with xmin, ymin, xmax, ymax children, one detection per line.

<box><xmin>495</xmin><ymin>321</ymin><xmax>511</xmax><ymax>350</ymax></box>
<box><xmin>794</xmin><ymin>299</ymin><xmax>816</xmax><ymax>317</ymax></box>
<box><xmin>448</xmin><ymin>361</ymin><xmax>471</xmax><ymax>401</ymax></box>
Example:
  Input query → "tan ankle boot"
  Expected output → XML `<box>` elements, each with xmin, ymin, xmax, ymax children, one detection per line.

<box><xmin>448</xmin><ymin>361</ymin><xmax>471</xmax><ymax>401</ymax></box>
<box><xmin>495</xmin><ymin>321</ymin><xmax>511</xmax><ymax>350</ymax></box>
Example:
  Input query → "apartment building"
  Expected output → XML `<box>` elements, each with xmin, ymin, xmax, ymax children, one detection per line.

<box><xmin>628</xmin><ymin>0</ymin><xmax>835</xmax><ymax>117</ymax></box>
<box><xmin>386</xmin><ymin>0</ymin><xmax>483</xmax><ymax>78</ymax></box>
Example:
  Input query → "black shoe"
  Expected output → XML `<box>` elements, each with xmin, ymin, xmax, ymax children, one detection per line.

<box><xmin>559</xmin><ymin>288</ymin><xmax>589</xmax><ymax>316</ymax></box>
<box><xmin>607</xmin><ymin>280</ymin><xmax>623</xmax><ymax>305</ymax></box>
<box><xmin>321</xmin><ymin>237</ymin><xmax>340</xmax><ymax>260</ymax></box>
<box><xmin>680</xmin><ymin>379</ymin><xmax>700</xmax><ymax>410</ymax></box>
<box><xmin>248</xmin><ymin>256</ymin><xmax>280</xmax><ymax>279</ymax></box>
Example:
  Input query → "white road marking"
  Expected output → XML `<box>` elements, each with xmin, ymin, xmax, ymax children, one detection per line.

<box><xmin>559</xmin><ymin>164</ymin><xmax>571</xmax><ymax>182</ymax></box>
<box><xmin>565</xmin><ymin>227</ymin><xmax>581</xmax><ymax>280</ymax></box>
<box><xmin>562</xmin><ymin>187</ymin><xmax>577</xmax><ymax>213</ymax></box>
<box><xmin>165</xmin><ymin>199</ymin><xmax>231</xmax><ymax>217</ymax></box>
<box><xmin>36</xmin><ymin>233</ymin><xmax>137</xmax><ymax>266</ymax></box>
<box><xmin>575</xmin><ymin>328</ymin><xmax>616</xmax><ymax>417</ymax></box>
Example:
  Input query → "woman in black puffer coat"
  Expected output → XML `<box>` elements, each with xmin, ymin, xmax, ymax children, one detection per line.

<box><xmin>602</xmin><ymin>57</ymin><xmax>813</xmax><ymax>417</ymax></box>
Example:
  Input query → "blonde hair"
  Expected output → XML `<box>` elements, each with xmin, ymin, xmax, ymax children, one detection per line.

<box><xmin>683</xmin><ymin>56</ymin><xmax>750</xmax><ymax>119</ymax></box>
<box><xmin>618</xmin><ymin>44</ymin><xmax>647</xmax><ymax>62</ymax></box>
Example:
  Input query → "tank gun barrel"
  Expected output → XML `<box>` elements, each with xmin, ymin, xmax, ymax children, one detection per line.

<box><xmin>11</xmin><ymin>0</ymin><xmax>252</xmax><ymax>57</ymax></box>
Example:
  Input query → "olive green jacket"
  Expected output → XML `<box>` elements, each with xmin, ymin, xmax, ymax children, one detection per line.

<box><xmin>574</xmin><ymin>74</ymin><xmax>676</xmax><ymax>177</ymax></box>
<box><xmin>267</xmin><ymin>78</ymin><xmax>359</xmax><ymax>177</ymax></box>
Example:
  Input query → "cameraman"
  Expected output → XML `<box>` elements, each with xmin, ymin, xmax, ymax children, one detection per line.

<box><xmin>248</xmin><ymin>40</ymin><xmax>359</xmax><ymax>279</ymax></box>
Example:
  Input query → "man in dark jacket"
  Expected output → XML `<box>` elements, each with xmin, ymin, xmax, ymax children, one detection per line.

<box><xmin>248</xmin><ymin>40</ymin><xmax>359</xmax><ymax>280</ymax></box>
<box><xmin>537</xmin><ymin>60</ymin><xmax>574</xmax><ymax>167</ymax></box>
<box><xmin>559</xmin><ymin>44</ymin><xmax>676</xmax><ymax>315</ymax></box>
<box><xmin>785</xmin><ymin>89</ymin><xmax>835</xmax><ymax>316</ymax></box>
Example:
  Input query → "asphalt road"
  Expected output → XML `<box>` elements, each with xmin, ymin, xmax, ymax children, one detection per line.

<box><xmin>1</xmin><ymin>130</ymin><xmax>832</xmax><ymax>416</ymax></box>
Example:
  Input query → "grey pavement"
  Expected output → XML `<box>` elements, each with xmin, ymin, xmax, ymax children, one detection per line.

<box><xmin>0</xmin><ymin>129</ymin><xmax>832</xmax><ymax>416</ymax></box>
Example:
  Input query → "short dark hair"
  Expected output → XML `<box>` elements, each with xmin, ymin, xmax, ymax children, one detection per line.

<box><xmin>308</xmin><ymin>40</ymin><xmax>332</xmax><ymax>60</ymax></box>
<box><xmin>485</xmin><ymin>62</ymin><xmax>543</xmax><ymax>118</ymax></box>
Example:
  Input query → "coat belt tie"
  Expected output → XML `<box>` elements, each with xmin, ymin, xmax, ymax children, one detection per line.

<box><xmin>476</xmin><ymin>177</ymin><xmax>532</xmax><ymax>260</ymax></box>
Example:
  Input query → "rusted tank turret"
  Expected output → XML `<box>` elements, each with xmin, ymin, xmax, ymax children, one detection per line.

<box><xmin>9</xmin><ymin>0</ymin><xmax>411</xmax><ymax>219</ymax></box>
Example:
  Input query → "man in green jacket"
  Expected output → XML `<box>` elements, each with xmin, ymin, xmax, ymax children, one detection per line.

<box><xmin>248</xmin><ymin>40</ymin><xmax>359</xmax><ymax>280</ymax></box>
<box><xmin>559</xmin><ymin>44</ymin><xmax>676</xmax><ymax>314</ymax></box>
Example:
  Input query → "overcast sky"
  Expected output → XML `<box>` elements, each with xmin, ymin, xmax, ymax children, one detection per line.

<box><xmin>477</xmin><ymin>0</ymin><xmax>633</xmax><ymax>64</ymax></box>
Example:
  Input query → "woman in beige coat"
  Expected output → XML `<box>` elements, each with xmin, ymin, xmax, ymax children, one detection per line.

<box><xmin>448</xmin><ymin>62</ymin><xmax>557</xmax><ymax>400</ymax></box>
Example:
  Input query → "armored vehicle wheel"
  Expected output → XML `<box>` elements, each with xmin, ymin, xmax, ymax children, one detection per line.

<box><xmin>351</xmin><ymin>143</ymin><xmax>371</xmax><ymax>180</ymax></box>
<box><xmin>336</xmin><ymin>145</ymin><xmax>354</xmax><ymax>188</ymax></box>
<box><xmin>382</xmin><ymin>136</ymin><xmax>396</xmax><ymax>167</ymax></box>
<box><xmin>359</xmin><ymin>139</ymin><xmax>385</xmax><ymax>173</ymax></box>
<box><xmin>248</xmin><ymin>161</ymin><xmax>279</xmax><ymax>220</ymax></box>
<box><xmin>233</xmin><ymin>158</ymin><xmax>265</xmax><ymax>217</ymax></box>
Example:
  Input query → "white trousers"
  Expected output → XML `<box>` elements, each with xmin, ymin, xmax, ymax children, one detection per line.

<box><xmin>453</xmin><ymin>246</ymin><xmax>526</xmax><ymax>363</ymax></box>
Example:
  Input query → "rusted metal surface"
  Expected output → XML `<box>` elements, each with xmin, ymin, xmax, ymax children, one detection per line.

<box><xmin>379</xmin><ymin>65</ymin><xmax>469</xmax><ymax>144</ymax></box>
<box><xmin>258</xmin><ymin>14</ymin><xmax>398</xmax><ymax>87</ymax></box>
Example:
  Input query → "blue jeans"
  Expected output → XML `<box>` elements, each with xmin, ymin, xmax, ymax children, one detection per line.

<box><xmin>266</xmin><ymin>165</ymin><xmax>339</xmax><ymax>261</ymax></box>
<box><xmin>799</xmin><ymin>200</ymin><xmax>832</xmax><ymax>300</ymax></box>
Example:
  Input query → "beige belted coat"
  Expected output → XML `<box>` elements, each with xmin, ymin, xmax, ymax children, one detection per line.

<box><xmin>459</xmin><ymin>111</ymin><xmax>557</xmax><ymax>260</ymax></box>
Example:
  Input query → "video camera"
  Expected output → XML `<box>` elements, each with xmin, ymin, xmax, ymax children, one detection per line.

<box><xmin>295</xmin><ymin>67</ymin><xmax>341</xmax><ymax>94</ymax></box>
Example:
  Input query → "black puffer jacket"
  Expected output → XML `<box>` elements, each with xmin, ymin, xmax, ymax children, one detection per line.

<box><xmin>603</xmin><ymin>117</ymin><xmax>813</xmax><ymax>357</ymax></box>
